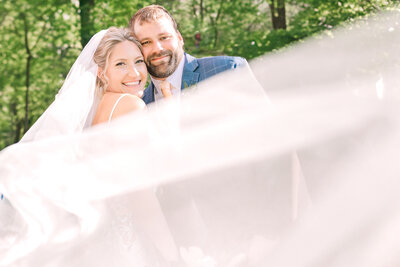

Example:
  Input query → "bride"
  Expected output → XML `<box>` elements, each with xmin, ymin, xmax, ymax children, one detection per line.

<box><xmin>21</xmin><ymin>27</ymin><xmax>148</xmax><ymax>141</ymax></box>
<box><xmin>1</xmin><ymin>27</ymin><xmax>181</xmax><ymax>266</ymax></box>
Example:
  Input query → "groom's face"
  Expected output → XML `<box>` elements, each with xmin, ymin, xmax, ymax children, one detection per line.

<box><xmin>133</xmin><ymin>16</ymin><xmax>184</xmax><ymax>79</ymax></box>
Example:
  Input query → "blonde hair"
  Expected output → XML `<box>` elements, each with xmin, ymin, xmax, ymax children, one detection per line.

<box><xmin>93</xmin><ymin>27</ymin><xmax>142</xmax><ymax>96</ymax></box>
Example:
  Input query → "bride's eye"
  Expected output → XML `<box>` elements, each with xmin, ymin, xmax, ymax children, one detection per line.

<box><xmin>135</xmin><ymin>59</ymin><xmax>144</xmax><ymax>64</ymax></box>
<box><xmin>116</xmin><ymin>62</ymin><xmax>125</xmax><ymax>66</ymax></box>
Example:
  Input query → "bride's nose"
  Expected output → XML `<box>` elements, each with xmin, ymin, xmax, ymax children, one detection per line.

<box><xmin>127</xmin><ymin>64</ymin><xmax>140</xmax><ymax>77</ymax></box>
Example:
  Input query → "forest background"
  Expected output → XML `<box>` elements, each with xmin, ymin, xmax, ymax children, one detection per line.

<box><xmin>0</xmin><ymin>0</ymin><xmax>396</xmax><ymax>149</ymax></box>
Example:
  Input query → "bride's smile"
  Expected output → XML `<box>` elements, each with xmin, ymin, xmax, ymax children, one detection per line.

<box><xmin>123</xmin><ymin>81</ymin><xmax>141</xmax><ymax>86</ymax></box>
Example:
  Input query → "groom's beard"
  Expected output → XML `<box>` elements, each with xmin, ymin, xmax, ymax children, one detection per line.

<box><xmin>146</xmin><ymin>49</ymin><xmax>179</xmax><ymax>79</ymax></box>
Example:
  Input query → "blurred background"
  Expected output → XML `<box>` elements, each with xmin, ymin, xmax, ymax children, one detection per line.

<box><xmin>0</xmin><ymin>0</ymin><xmax>396</xmax><ymax>149</ymax></box>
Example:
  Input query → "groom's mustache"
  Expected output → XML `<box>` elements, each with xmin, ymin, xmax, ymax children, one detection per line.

<box><xmin>146</xmin><ymin>50</ymin><xmax>173</xmax><ymax>65</ymax></box>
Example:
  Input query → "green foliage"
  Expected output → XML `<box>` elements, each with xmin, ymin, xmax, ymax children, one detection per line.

<box><xmin>0</xmin><ymin>0</ymin><xmax>397</xmax><ymax>149</ymax></box>
<box><xmin>289</xmin><ymin>0</ymin><xmax>391</xmax><ymax>38</ymax></box>
<box><xmin>271</xmin><ymin>0</ymin><xmax>395</xmax><ymax>52</ymax></box>
<box><xmin>175</xmin><ymin>0</ymin><xmax>271</xmax><ymax>58</ymax></box>
<box><xmin>90</xmin><ymin>0</ymin><xmax>154</xmax><ymax>30</ymax></box>
<box><xmin>0</xmin><ymin>0</ymin><xmax>80</xmax><ymax>148</ymax></box>
<box><xmin>165</xmin><ymin>0</ymin><xmax>395</xmax><ymax>58</ymax></box>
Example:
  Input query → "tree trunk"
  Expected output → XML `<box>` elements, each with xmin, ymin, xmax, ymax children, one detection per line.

<box><xmin>211</xmin><ymin>0</ymin><xmax>224</xmax><ymax>49</ymax></box>
<box><xmin>200</xmin><ymin>0</ymin><xmax>204</xmax><ymax>25</ymax></box>
<box><xmin>10</xmin><ymin>100</ymin><xmax>20</xmax><ymax>143</ymax></box>
<box><xmin>24</xmin><ymin>54</ymin><xmax>32</xmax><ymax>133</ymax></box>
<box><xmin>269</xmin><ymin>0</ymin><xmax>286</xmax><ymax>30</ymax></box>
<box><xmin>22</xmin><ymin>13</ymin><xmax>32</xmax><ymax>134</ymax></box>
<box><xmin>79</xmin><ymin>0</ymin><xmax>95</xmax><ymax>47</ymax></box>
<box><xmin>14</xmin><ymin>120</ymin><xmax>23</xmax><ymax>143</ymax></box>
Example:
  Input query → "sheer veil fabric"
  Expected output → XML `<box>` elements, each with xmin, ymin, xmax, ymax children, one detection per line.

<box><xmin>20</xmin><ymin>30</ymin><xmax>107</xmax><ymax>142</ymax></box>
<box><xmin>1</xmin><ymin>9</ymin><xmax>400</xmax><ymax>267</ymax></box>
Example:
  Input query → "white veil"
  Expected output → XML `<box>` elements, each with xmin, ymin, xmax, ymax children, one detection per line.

<box><xmin>20</xmin><ymin>30</ymin><xmax>107</xmax><ymax>142</ymax></box>
<box><xmin>1</xmin><ymin>9</ymin><xmax>400</xmax><ymax>267</ymax></box>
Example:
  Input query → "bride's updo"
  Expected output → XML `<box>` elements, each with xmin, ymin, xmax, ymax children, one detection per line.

<box><xmin>93</xmin><ymin>27</ymin><xmax>142</xmax><ymax>96</ymax></box>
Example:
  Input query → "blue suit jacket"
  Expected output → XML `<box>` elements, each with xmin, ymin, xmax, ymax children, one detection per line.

<box><xmin>142</xmin><ymin>53</ymin><xmax>247</xmax><ymax>104</ymax></box>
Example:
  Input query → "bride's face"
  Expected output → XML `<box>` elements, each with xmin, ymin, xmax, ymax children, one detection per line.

<box><xmin>103</xmin><ymin>41</ymin><xmax>147</xmax><ymax>97</ymax></box>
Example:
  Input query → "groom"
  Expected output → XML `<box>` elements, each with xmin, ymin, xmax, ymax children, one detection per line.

<box><xmin>129</xmin><ymin>4</ymin><xmax>248</xmax><ymax>104</ymax></box>
<box><xmin>128</xmin><ymin>5</ymin><xmax>253</xmax><ymax>249</ymax></box>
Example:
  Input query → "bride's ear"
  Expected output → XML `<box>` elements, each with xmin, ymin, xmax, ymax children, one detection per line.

<box><xmin>97</xmin><ymin>67</ymin><xmax>104</xmax><ymax>81</ymax></box>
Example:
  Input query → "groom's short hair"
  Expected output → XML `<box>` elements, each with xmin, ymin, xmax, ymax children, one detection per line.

<box><xmin>129</xmin><ymin>5</ymin><xmax>179</xmax><ymax>33</ymax></box>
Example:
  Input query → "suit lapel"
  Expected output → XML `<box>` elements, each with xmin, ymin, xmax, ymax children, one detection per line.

<box><xmin>142</xmin><ymin>82</ymin><xmax>155</xmax><ymax>104</ymax></box>
<box><xmin>181</xmin><ymin>53</ymin><xmax>200</xmax><ymax>90</ymax></box>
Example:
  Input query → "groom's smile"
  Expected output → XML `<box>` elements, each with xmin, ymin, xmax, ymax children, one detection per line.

<box><xmin>151</xmin><ymin>55</ymin><xmax>170</xmax><ymax>63</ymax></box>
<box><xmin>148</xmin><ymin>50</ymin><xmax>172</xmax><ymax>66</ymax></box>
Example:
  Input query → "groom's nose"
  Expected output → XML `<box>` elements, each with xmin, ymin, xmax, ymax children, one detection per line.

<box><xmin>152</xmin><ymin>40</ymin><xmax>164</xmax><ymax>53</ymax></box>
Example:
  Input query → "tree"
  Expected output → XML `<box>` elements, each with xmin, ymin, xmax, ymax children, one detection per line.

<box><xmin>268</xmin><ymin>0</ymin><xmax>287</xmax><ymax>30</ymax></box>
<box><xmin>0</xmin><ymin>0</ymin><xmax>79</xmax><ymax>148</ymax></box>
<box><xmin>175</xmin><ymin>0</ymin><xmax>269</xmax><ymax>58</ymax></box>
<box><xmin>79</xmin><ymin>0</ymin><xmax>95</xmax><ymax>47</ymax></box>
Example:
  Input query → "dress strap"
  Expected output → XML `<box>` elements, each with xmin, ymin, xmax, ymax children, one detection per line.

<box><xmin>108</xmin><ymin>94</ymin><xmax>129</xmax><ymax>123</ymax></box>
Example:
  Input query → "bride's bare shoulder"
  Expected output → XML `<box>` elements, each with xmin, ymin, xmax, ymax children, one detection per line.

<box><xmin>110</xmin><ymin>93</ymin><xmax>146</xmax><ymax>117</ymax></box>
<box><xmin>92</xmin><ymin>93</ymin><xmax>145</xmax><ymax>126</ymax></box>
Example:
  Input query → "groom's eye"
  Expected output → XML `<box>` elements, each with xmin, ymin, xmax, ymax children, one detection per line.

<box><xmin>141</xmin><ymin>40</ymin><xmax>150</xmax><ymax>46</ymax></box>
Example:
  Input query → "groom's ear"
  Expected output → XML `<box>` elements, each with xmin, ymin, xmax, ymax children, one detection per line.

<box><xmin>177</xmin><ymin>31</ymin><xmax>184</xmax><ymax>45</ymax></box>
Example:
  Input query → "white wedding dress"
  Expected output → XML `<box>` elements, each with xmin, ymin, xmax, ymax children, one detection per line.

<box><xmin>1</xmin><ymin>9</ymin><xmax>400</xmax><ymax>267</ymax></box>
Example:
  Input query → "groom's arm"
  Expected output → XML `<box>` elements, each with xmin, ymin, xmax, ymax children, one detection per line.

<box><xmin>231</xmin><ymin>56</ymin><xmax>248</xmax><ymax>69</ymax></box>
<box><xmin>197</xmin><ymin>56</ymin><xmax>248</xmax><ymax>80</ymax></box>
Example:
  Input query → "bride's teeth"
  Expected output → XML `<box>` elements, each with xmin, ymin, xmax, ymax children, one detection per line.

<box><xmin>124</xmin><ymin>81</ymin><xmax>140</xmax><ymax>86</ymax></box>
